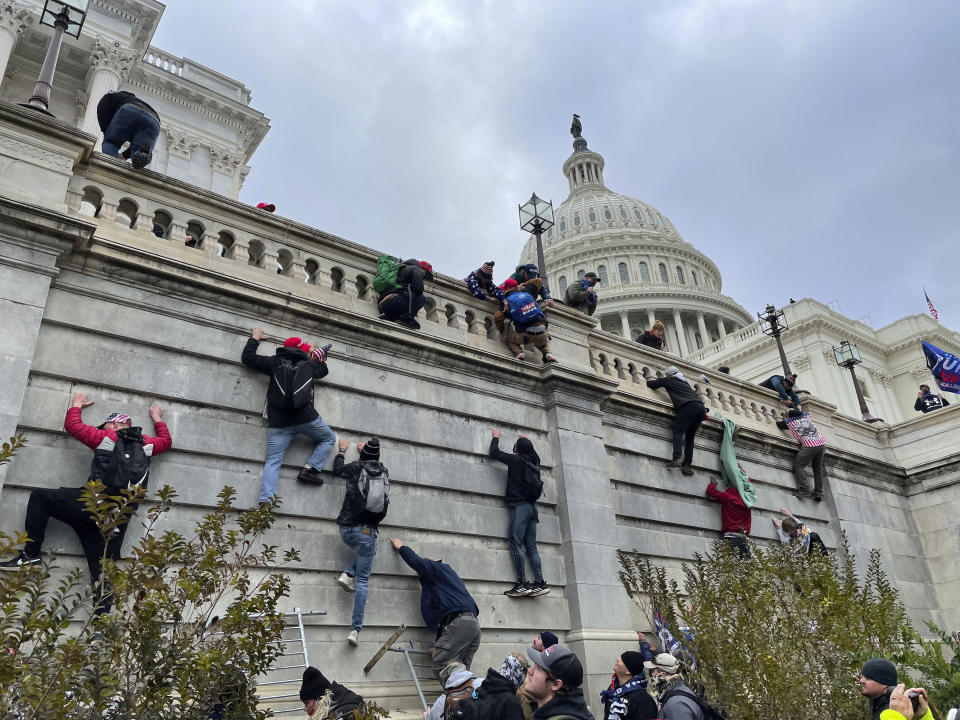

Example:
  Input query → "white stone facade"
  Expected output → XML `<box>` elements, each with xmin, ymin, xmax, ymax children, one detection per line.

<box><xmin>0</xmin><ymin>0</ymin><xmax>268</xmax><ymax>198</ymax></box>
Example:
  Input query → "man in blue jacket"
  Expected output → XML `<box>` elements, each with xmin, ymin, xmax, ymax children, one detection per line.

<box><xmin>390</xmin><ymin>537</ymin><xmax>481</xmax><ymax>679</ymax></box>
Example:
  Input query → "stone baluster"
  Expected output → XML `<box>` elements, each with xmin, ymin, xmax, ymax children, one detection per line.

<box><xmin>98</xmin><ymin>200</ymin><xmax>117</xmax><ymax>223</ymax></box>
<box><xmin>65</xmin><ymin>188</ymin><xmax>82</xmax><ymax>212</ymax></box>
<box><xmin>201</xmin><ymin>232</ymin><xmax>219</xmax><ymax>257</ymax></box>
<box><xmin>136</xmin><ymin>211</ymin><xmax>155</xmax><ymax>235</ymax></box>
<box><xmin>169</xmin><ymin>220</ymin><xmax>188</xmax><ymax>247</ymax></box>
<box><xmin>262</xmin><ymin>249</ymin><xmax>279</xmax><ymax>275</ymax></box>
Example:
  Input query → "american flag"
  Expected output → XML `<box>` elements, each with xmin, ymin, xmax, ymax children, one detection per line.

<box><xmin>924</xmin><ymin>288</ymin><xmax>939</xmax><ymax>321</ymax></box>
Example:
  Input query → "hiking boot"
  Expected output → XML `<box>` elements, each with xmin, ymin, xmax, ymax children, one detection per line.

<box><xmin>347</xmin><ymin>629</ymin><xmax>360</xmax><ymax>647</ymax></box>
<box><xmin>297</xmin><ymin>466</ymin><xmax>324</xmax><ymax>485</ymax></box>
<box><xmin>504</xmin><ymin>582</ymin><xmax>530</xmax><ymax>598</ymax></box>
<box><xmin>542</xmin><ymin>353</ymin><xmax>559</xmax><ymax>364</ymax></box>
<box><xmin>680</xmin><ymin>466</ymin><xmax>694</xmax><ymax>476</ymax></box>
<box><xmin>398</xmin><ymin>315</ymin><xmax>421</xmax><ymax>330</ymax></box>
<box><xmin>515</xmin><ymin>353</ymin><xmax>526</xmax><ymax>361</ymax></box>
<box><xmin>528</xmin><ymin>580</ymin><xmax>550</xmax><ymax>597</ymax></box>
<box><xmin>0</xmin><ymin>551</ymin><xmax>41</xmax><ymax>571</ymax></box>
<box><xmin>813</xmin><ymin>493</ymin><xmax>823</xmax><ymax>502</ymax></box>
<box><xmin>666</xmin><ymin>459</ymin><xmax>682</xmax><ymax>469</ymax></box>
<box><xmin>337</xmin><ymin>572</ymin><xmax>356</xmax><ymax>593</ymax></box>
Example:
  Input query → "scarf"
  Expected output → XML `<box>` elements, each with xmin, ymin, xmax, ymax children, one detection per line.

<box><xmin>307</xmin><ymin>690</ymin><xmax>332</xmax><ymax>720</ymax></box>
<box><xmin>600</xmin><ymin>675</ymin><xmax>647</xmax><ymax>705</ymax></box>
<box><xmin>578</xmin><ymin>278</ymin><xmax>598</xmax><ymax>307</ymax></box>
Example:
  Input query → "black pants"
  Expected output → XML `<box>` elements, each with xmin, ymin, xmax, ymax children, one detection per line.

<box><xmin>379</xmin><ymin>290</ymin><xmax>426</xmax><ymax>321</ymax></box>
<box><xmin>24</xmin><ymin>486</ymin><xmax>132</xmax><ymax>593</ymax></box>
<box><xmin>673</xmin><ymin>402</ymin><xmax>706</xmax><ymax>466</ymax></box>
<box><xmin>724</xmin><ymin>534</ymin><xmax>751</xmax><ymax>558</ymax></box>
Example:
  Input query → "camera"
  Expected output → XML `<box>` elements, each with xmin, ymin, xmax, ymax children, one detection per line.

<box><xmin>908</xmin><ymin>691</ymin><xmax>921</xmax><ymax>713</ymax></box>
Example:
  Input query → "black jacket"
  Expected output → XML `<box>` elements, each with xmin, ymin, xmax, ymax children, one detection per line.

<box><xmin>646</xmin><ymin>376</ymin><xmax>704</xmax><ymax>410</ymax></box>
<box><xmin>334</xmin><ymin>455</ymin><xmax>389</xmax><ymax>527</ymax></box>
<box><xmin>476</xmin><ymin>668</ymin><xmax>524</xmax><ymax>720</ymax></box>
<box><xmin>532</xmin><ymin>689</ymin><xmax>595</xmax><ymax>720</ymax></box>
<box><xmin>602</xmin><ymin>680</ymin><xmax>658</xmax><ymax>720</ymax></box>
<box><xmin>489</xmin><ymin>437</ymin><xmax>540</xmax><ymax>507</ymax></box>
<box><xmin>636</xmin><ymin>331</ymin><xmax>665</xmax><ymax>351</ymax></box>
<box><xmin>240</xmin><ymin>339</ymin><xmax>329</xmax><ymax>428</ymax></box>
<box><xmin>96</xmin><ymin>91</ymin><xmax>160</xmax><ymax>130</ymax></box>
<box><xmin>870</xmin><ymin>687</ymin><xmax>892</xmax><ymax>720</ymax></box>
<box><xmin>329</xmin><ymin>682</ymin><xmax>364</xmax><ymax>720</ymax></box>
<box><xmin>915</xmin><ymin>392</ymin><xmax>949</xmax><ymax>413</ymax></box>
<box><xmin>380</xmin><ymin>258</ymin><xmax>428</xmax><ymax>300</ymax></box>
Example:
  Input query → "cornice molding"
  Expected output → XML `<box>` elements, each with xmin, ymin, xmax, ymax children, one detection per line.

<box><xmin>89</xmin><ymin>38</ymin><xmax>137</xmax><ymax>77</ymax></box>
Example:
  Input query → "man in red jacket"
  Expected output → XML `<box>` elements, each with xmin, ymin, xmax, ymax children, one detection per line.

<box><xmin>705</xmin><ymin>479</ymin><xmax>751</xmax><ymax>557</ymax></box>
<box><xmin>0</xmin><ymin>392</ymin><xmax>172</xmax><ymax>595</ymax></box>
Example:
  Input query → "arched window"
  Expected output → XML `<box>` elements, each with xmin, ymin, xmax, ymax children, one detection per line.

<box><xmin>618</xmin><ymin>207</ymin><xmax>628</xmax><ymax>220</ymax></box>
<box><xmin>634</xmin><ymin>208</ymin><xmax>644</xmax><ymax>222</ymax></box>
<box><xmin>116</xmin><ymin>198</ymin><xmax>138</xmax><ymax>229</ymax></box>
<box><xmin>304</xmin><ymin>258</ymin><xmax>319</xmax><ymax>284</ymax></box>
<box><xmin>618</xmin><ymin>262</ymin><xmax>629</xmax><ymax>284</ymax></box>
<box><xmin>152</xmin><ymin>210</ymin><xmax>172</xmax><ymax>239</ymax></box>
<box><xmin>577</xmin><ymin>269</ymin><xmax>586</xmax><ymax>281</ymax></box>
<box><xmin>247</xmin><ymin>240</ymin><xmax>265</xmax><ymax>268</ymax></box>
<box><xmin>659</xmin><ymin>263</ymin><xmax>668</xmax><ymax>282</ymax></box>
<box><xmin>691</xmin><ymin>270</ymin><xmax>699</xmax><ymax>286</ymax></box>
<box><xmin>79</xmin><ymin>187</ymin><xmax>102</xmax><ymax>218</ymax></box>
<box><xmin>559</xmin><ymin>219</ymin><xmax>566</xmax><ymax>232</ymax></box>
<box><xmin>603</xmin><ymin>209</ymin><xmax>612</xmax><ymax>220</ymax></box>
<box><xmin>573</xmin><ymin>213</ymin><xmax>581</xmax><ymax>227</ymax></box>
<box><xmin>185</xmin><ymin>220</ymin><xmax>204</xmax><ymax>248</ymax></box>
<box><xmin>676</xmin><ymin>266</ymin><xmax>685</xmax><ymax>284</ymax></box>
<box><xmin>639</xmin><ymin>262</ymin><xmax>650</xmax><ymax>282</ymax></box>
<box><xmin>558</xmin><ymin>276</ymin><xmax>568</xmax><ymax>295</ymax></box>
<box><xmin>277</xmin><ymin>248</ymin><xmax>294</xmax><ymax>276</ymax></box>
<box><xmin>597</xmin><ymin>265</ymin><xmax>608</xmax><ymax>284</ymax></box>
<box><xmin>588</xmin><ymin>210</ymin><xmax>597</xmax><ymax>223</ymax></box>
<box><xmin>216</xmin><ymin>231</ymin><xmax>235</xmax><ymax>258</ymax></box>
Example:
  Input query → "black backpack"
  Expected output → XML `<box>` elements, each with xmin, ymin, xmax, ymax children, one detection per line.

<box><xmin>102</xmin><ymin>426</ymin><xmax>149</xmax><ymax>493</ymax></box>
<box><xmin>268</xmin><ymin>357</ymin><xmax>314</xmax><ymax>410</ymax></box>
<box><xmin>520</xmin><ymin>458</ymin><xmax>543</xmax><ymax>502</ymax></box>
<box><xmin>667</xmin><ymin>688</ymin><xmax>727</xmax><ymax>720</ymax></box>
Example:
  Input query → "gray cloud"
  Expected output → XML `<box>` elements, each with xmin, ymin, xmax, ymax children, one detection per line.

<box><xmin>153</xmin><ymin>0</ymin><xmax>959</xmax><ymax>329</ymax></box>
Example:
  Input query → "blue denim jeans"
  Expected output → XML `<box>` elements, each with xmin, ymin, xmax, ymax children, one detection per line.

<box><xmin>508</xmin><ymin>502</ymin><xmax>543</xmax><ymax>583</ymax></box>
<box><xmin>770</xmin><ymin>376</ymin><xmax>802</xmax><ymax>408</ymax></box>
<box><xmin>101</xmin><ymin>104</ymin><xmax>160</xmax><ymax>164</ymax></box>
<box><xmin>259</xmin><ymin>417</ymin><xmax>336</xmax><ymax>503</ymax></box>
<box><xmin>340</xmin><ymin>525</ymin><xmax>377</xmax><ymax>631</ymax></box>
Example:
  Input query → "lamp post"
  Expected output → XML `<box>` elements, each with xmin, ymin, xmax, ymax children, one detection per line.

<box><xmin>518</xmin><ymin>192</ymin><xmax>555</xmax><ymax>296</ymax></box>
<box><xmin>23</xmin><ymin>0</ymin><xmax>88</xmax><ymax>114</ymax></box>
<box><xmin>832</xmin><ymin>339</ymin><xmax>884</xmax><ymax>423</ymax></box>
<box><xmin>758</xmin><ymin>304</ymin><xmax>791</xmax><ymax>376</ymax></box>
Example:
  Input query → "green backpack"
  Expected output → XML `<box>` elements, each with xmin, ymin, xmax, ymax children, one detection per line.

<box><xmin>373</xmin><ymin>254</ymin><xmax>405</xmax><ymax>294</ymax></box>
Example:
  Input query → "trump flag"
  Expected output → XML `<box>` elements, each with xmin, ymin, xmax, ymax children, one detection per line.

<box><xmin>922</xmin><ymin>341</ymin><xmax>960</xmax><ymax>394</ymax></box>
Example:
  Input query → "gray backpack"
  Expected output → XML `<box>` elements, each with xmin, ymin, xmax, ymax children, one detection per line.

<box><xmin>359</xmin><ymin>462</ymin><xmax>390</xmax><ymax>514</ymax></box>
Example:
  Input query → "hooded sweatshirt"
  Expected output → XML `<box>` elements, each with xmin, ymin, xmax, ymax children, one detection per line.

<box><xmin>532</xmin><ymin>689</ymin><xmax>596</xmax><ymax>720</ymax></box>
<box><xmin>636</xmin><ymin>331</ymin><xmax>665</xmax><ymax>351</ymax></box>
<box><xmin>476</xmin><ymin>668</ymin><xmax>525</xmax><ymax>720</ymax></box>
<box><xmin>508</xmin><ymin>265</ymin><xmax>552</xmax><ymax>301</ymax></box>
<box><xmin>398</xmin><ymin>546</ymin><xmax>479</xmax><ymax>633</ymax></box>
<box><xmin>489</xmin><ymin>436</ymin><xmax>541</xmax><ymax>507</ymax></box>
<box><xmin>241</xmin><ymin>338</ymin><xmax>329</xmax><ymax>427</ymax></box>
<box><xmin>646</xmin><ymin>376</ymin><xmax>704</xmax><ymax>410</ymax></box>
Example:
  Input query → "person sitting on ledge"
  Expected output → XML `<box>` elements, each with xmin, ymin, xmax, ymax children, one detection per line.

<box><xmin>96</xmin><ymin>90</ymin><xmax>161</xmax><ymax>169</ymax></box>
<box><xmin>378</xmin><ymin>258</ymin><xmax>433</xmax><ymax>330</ymax></box>
<box><xmin>646</xmin><ymin>366</ymin><xmax>708</xmax><ymax>476</ymax></box>
<box><xmin>914</xmin><ymin>384</ymin><xmax>949</xmax><ymax>414</ymax></box>
<box><xmin>636</xmin><ymin>320</ymin><xmax>667</xmax><ymax>351</ymax></box>
<box><xmin>759</xmin><ymin>373</ymin><xmax>802</xmax><ymax>410</ymax></box>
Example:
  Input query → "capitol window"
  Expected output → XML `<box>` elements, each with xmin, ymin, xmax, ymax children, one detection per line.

<box><xmin>659</xmin><ymin>263</ymin><xmax>668</xmax><ymax>282</ymax></box>
<box><xmin>588</xmin><ymin>210</ymin><xmax>597</xmax><ymax>223</ymax></box>
<box><xmin>559</xmin><ymin>219</ymin><xmax>566</xmax><ymax>232</ymax></box>
<box><xmin>558</xmin><ymin>276</ymin><xmax>568</xmax><ymax>295</ymax></box>
<box><xmin>619</xmin><ymin>207</ymin><xmax>628</xmax><ymax>220</ymax></box>
<box><xmin>676</xmin><ymin>266</ymin><xmax>685</xmax><ymax>284</ymax></box>
<box><xmin>618</xmin><ymin>262</ymin><xmax>629</xmax><ymax>283</ymax></box>
<box><xmin>691</xmin><ymin>270</ymin><xmax>699</xmax><ymax>286</ymax></box>
<box><xmin>634</xmin><ymin>208</ymin><xmax>644</xmax><ymax>222</ymax></box>
<box><xmin>604</xmin><ymin>209</ymin><xmax>613</xmax><ymax>220</ymax></box>
<box><xmin>573</xmin><ymin>213</ymin><xmax>581</xmax><ymax>227</ymax></box>
<box><xmin>639</xmin><ymin>262</ymin><xmax>650</xmax><ymax>282</ymax></box>
<box><xmin>598</xmin><ymin>265</ymin><xmax>608</xmax><ymax>283</ymax></box>
<box><xmin>577</xmin><ymin>269</ymin><xmax>586</xmax><ymax>280</ymax></box>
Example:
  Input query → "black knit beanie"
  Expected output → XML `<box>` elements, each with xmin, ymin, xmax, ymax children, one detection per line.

<box><xmin>861</xmin><ymin>658</ymin><xmax>897</xmax><ymax>687</ymax></box>
<box><xmin>300</xmin><ymin>666</ymin><xmax>332</xmax><ymax>701</ymax></box>
<box><xmin>621</xmin><ymin>651</ymin><xmax>646</xmax><ymax>677</ymax></box>
<box><xmin>360</xmin><ymin>437</ymin><xmax>381</xmax><ymax>461</ymax></box>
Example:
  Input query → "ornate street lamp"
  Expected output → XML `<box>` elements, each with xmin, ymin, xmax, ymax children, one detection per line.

<box><xmin>519</xmin><ymin>192</ymin><xmax>555</xmax><ymax>296</ymax></box>
<box><xmin>23</xmin><ymin>0</ymin><xmax>89</xmax><ymax>114</ymax></box>
<box><xmin>833</xmin><ymin>339</ymin><xmax>884</xmax><ymax>423</ymax></box>
<box><xmin>758</xmin><ymin>304</ymin><xmax>791</xmax><ymax>376</ymax></box>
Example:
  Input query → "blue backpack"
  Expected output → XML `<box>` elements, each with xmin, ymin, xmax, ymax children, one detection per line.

<box><xmin>506</xmin><ymin>291</ymin><xmax>544</xmax><ymax>325</ymax></box>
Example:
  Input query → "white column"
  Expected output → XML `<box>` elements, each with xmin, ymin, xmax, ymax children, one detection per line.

<box><xmin>673</xmin><ymin>308</ymin><xmax>689</xmax><ymax>357</ymax></box>
<box><xmin>717</xmin><ymin>317</ymin><xmax>727</xmax><ymax>337</ymax></box>
<box><xmin>0</xmin><ymin>1</ymin><xmax>31</xmax><ymax>84</ymax></box>
<box><xmin>620</xmin><ymin>311</ymin><xmax>631</xmax><ymax>339</ymax></box>
<box><xmin>646</xmin><ymin>309</ymin><xmax>656</xmax><ymax>328</ymax></box>
<box><xmin>78</xmin><ymin>40</ymin><xmax>135</xmax><ymax>144</ymax></box>
<box><xmin>696</xmin><ymin>312</ymin><xmax>709</xmax><ymax>344</ymax></box>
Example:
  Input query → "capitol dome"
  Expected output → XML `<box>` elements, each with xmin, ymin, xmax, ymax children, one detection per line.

<box><xmin>520</xmin><ymin>125</ymin><xmax>753</xmax><ymax>356</ymax></box>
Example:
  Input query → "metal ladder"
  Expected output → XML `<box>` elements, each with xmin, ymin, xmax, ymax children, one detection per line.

<box><xmin>386</xmin><ymin>640</ymin><xmax>435</xmax><ymax>711</ymax></box>
<box><xmin>257</xmin><ymin>608</ymin><xmax>327</xmax><ymax>714</ymax></box>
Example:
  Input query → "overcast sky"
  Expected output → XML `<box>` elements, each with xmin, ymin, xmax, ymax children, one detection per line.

<box><xmin>153</xmin><ymin>0</ymin><xmax>958</xmax><ymax>330</ymax></box>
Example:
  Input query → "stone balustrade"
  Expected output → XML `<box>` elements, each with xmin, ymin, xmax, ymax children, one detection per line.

<box><xmin>144</xmin><ymin>47</ymin><xmax>184</xmax><ymax>77</ymax></box>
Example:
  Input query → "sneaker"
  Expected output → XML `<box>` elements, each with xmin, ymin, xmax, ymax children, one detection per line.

<box><xmin>793</xmin><ymin>490</ymin><xmax>813</xmax><ymax>501</ymax></box>
<box><xmin>399</xmin><ymin>315</ymin><xmax>421</xmax><ymax>330</ymax></box>
<box><xmin>504</xmin><ymin>582</ymin><xmax>529</xmax><ymax>598</ymax></box>
<box><xmin>680</xmin><ymin>466</ymin><xmax>694</xmax><ymax>476</ymax></box>
<box><xmin>542</xmin><ymin>354</ymin><xmax>559</xmax><ymax>364</ymax></box>
<box><xmin>813</xmin><ymin>493</ymin><xmax>823</xmax><ymax>503</ymax></box>
<box><xmin>665</xmin><ymin>459</ymin><xmax>682</xmax><ymax>469</ymax></box>
<box><xmin>297</xmin><ymin>466</ymin><xmax>324</xmax><ymax>485</ymax></box>
<box><xmin>528</xmin><ymin>580</ymin><xmax>550</xmax><ymax>596</ymax></box>
<box><xmin>515</xmin><ymin>353</ymin><xmax>525</xmax><ymax>361</ymax></box>
<box><xmin>0</xmin><ymin>551</ymin><xmax>41</xmax><ymax>571</ymax></box>
<box><xmin>347</xmin><ymin>629</ymin><xmax>360</xmax><ymax>647</ymax></box>
<box><xmin>337</xmin><ymin>572</ymin><xmax>356</xmax><ymax>593</ymax></box>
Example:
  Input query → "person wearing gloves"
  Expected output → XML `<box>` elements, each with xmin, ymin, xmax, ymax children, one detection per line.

<box><xmin>859</xmin><ymin>658</ymin><xmax>898</xmax><ymax>719</ymax></box>
<box><xmin>600</xmin><ymin>651</ymin><xmax>658</xmax><ymax>720</ymax></box>
<box><xmin>299</xmin><ymin>667</ymin><xmax>364</xmax><ymax>720</ymax></box>
<box><xmin>646</xmin><ymin>367</ymin><xmax>708</xmax><ymax>476</ymax></box>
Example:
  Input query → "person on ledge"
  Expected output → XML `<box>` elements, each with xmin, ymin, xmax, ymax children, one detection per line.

<box><xmin>777</xmin><ymin>409</ymin><xmax>827</xmax><ymax>502</ymax></box>
<box><xmin>507</xmin><ymin>264</ymin><xmax>555</xmax><ymax>307</ymax></box>
<box><xmin>465</xmin><ymin>261</ymin><xmax>508</xmax><ymax>310</ymax></box>
<box><xmin>378</xmin><ymin>258</ymin><xmax>433</xmax><ymax>330</ymax></box>
<box><xmin>96</xmin><ymin>90</ymin><xmax>161</xmax><ymax>169</ymax></box>
<box><xmin>496</xmin><ymin>279</ymin><xmax>559</xmax><ymax>364</ymax></box>
<box><xmin>759</xmin><ymin>373</ymin><xmax>802</xmax><ymax>410</ymax></box>
<box><xmin>914</xmin><ymin>384</ymin><xmax>950</xmax><ymax>413</ymax></box>
<box><xmin>646</xmin><ymin>367</ymin><xmax>708</xmax><ymax>476</ymax></box>
<box><xmin>241</xmin><ymin>328</ymin><xmax>335</xmax><ymax>504</ymax></box>
<box><xmin>333</xmin><ymin>437</ymin><xmax>388</xmax><ymax>648</ymax></box>
<box><xmin>564</xmin><ymin>271</ymin><xmax>600</xmax><ymax>315</ymax></box>
<box><xmin>0</xmin><ymin>393</ymin><xmax>172</xmax><ymax>609</ymax></box>
<box><xmin>298</xmin><ymin>667</ymin><xmax>364</xmax><ymax>720</ymax></box>
<box><xmin>636</xmin><ymin>320</ymin><xmax>667</xmax><ymax>351</ymax></box>
<box><xmin>390</xmin><ymin>537</ymin><xmax>481</xmax><ymax>679</ymax></box>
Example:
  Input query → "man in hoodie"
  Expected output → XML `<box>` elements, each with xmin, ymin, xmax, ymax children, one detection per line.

<box><xmin>777</xmin><ymin>409</ymin><xmax>827</xmax><ymax>501</ymax></box>
<box><xmin>645</xmin><ymin>653</ymin><xmax>703</xmax><ymax>720</ymax></box>
<box><xmin>600</xmin><ymin>651</ymin><xmax>658</xmax><ymax>720</ymax></box>
<box><xmin>465</xmin><ymin>261</ymin><xmax>507</xmax><ymax>310</ymax></box>
<box><xmin>299</xmin><ymin>667</ymin><xmax>364</xmax><ymax>720</ymax></box>
<box><xmin>914</xmin><ymin>384</ymin><xmax>950</xmax><ymax>413</ymax></box>
<box><xmin>859</xmin><ymin>658</ymin><xmax>897</xmax><ymax>720</ymax></box>
<box><xmin>759</xmin><ymin>373</ymin><xmax>802</xmax><ymax>410</ymax></box>
<box><xmin>378</xmin><ymin>259</ymin><xmax>434</xmax><ymax>329</ymax></box>
<box><xmin>563</xmin><ymin>272</ymin><xmax>600</xmax><ymax>316</ymax></box>
<box><xmin>524</xmin><ymin>644</ymin><xmax>595</xmax><ymax>720</ymax></box>
<box><xmin>334</xmin><ymin>437</ymin><xmax>388</xmax><ymax>648</ymax></box>
<box><xmin>96</xmin><ymin>90</ymin><xmax>161</xmax><ymax>169</ymax></box>
<box><xmin>475</xmin><ymin>655</ymin><xmax>527</xmax><ymax>720</ymax></box>
<box><xmin>507</xmin><ymin>264</ymin><xmax>555</xmax><ymax>307</ymax></box>
<box><xmin>241</xmin><ymin>328</ymin><xmax>335</xmax><ymax>504</ymax></box>
<box><xmin>646</xmin><ymin>367</ymin><xmax>708</xmax><ymax>476</ymax></box>
<box><xmin>490</xmin><ymin>429</ymin><xmax>549</xmax><ymax>597</ymax></box>
<box><xmin>636</xmin><ymin>321</ymin><xmax>667</xmax><ymax>351</ymax></box>
<box><xmin>495</xmin><ymin>279</ymin><xmax>558</xmax><ymax>363</ymax></box>
<box><xmin>391</xmin><ymin>538</ymin><xmax>482</xmax><ymax>679</ymax></box>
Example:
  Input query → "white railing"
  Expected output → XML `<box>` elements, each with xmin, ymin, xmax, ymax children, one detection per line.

<box><xmin>144</xmin><ymin>48</ymin><xmax>184</xmax><ymax>77</ymax></box>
